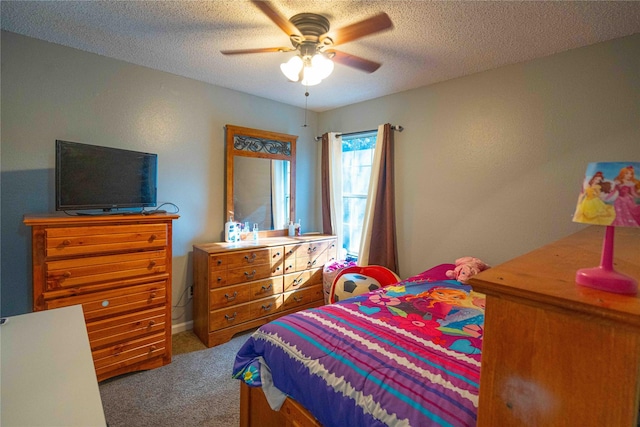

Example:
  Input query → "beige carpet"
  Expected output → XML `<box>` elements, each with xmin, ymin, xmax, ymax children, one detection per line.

<box><xmin>172</xmin><ymin>330</ymin><xmax>208</xmax><ymax>355</ymax></box>
<box><xmin>99</xmin><ymin>330</ymin><xmax>254</xmax><ymax>427</ymax></box>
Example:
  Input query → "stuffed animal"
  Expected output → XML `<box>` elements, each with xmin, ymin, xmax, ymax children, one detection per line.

<box><xmin>446</xmin><ymin>257</ymin><xmax>490</xmax><ymax>284</ymax></box>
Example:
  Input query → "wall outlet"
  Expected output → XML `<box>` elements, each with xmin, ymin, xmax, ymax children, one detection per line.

<box><xmin>189</xmin><ymin>285</ymin><xmax>194</xmax><ymax>297</ymax></box>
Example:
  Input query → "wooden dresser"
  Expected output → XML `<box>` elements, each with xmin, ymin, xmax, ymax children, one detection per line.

<box><xmin>24</xmin><ymin>213</ymin><xmax>178</xmax><ymax>382</ymax></box>
<box><xmin>193</xmin><ymin>235</ymin><xmax>337</xmax><ymax>347</ymax></box>
<box><xmin>469</xmin><ymin>226</ymin><xmax>640</xmax><ymax>426</ymax></box>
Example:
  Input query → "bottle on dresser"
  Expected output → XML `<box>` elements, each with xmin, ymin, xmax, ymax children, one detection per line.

<box><xmin>224</xmin><ymin>215</ymin><xmax>239</xmax><ymax>243</ymax></box>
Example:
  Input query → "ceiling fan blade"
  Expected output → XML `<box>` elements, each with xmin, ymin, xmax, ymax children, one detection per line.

<box><xmin>251</xmin><ymin>0</ymin><xmax>302</xmax><ymax>38</ymax></box>
<box><xmin>326</xmin><ymin>50</ymin><xmax>382</xmax><ymax>73</ymax></box>
<box><xmin>326</xmin><ymin>12</ymin><xmax>393</xmax><ymax>46</ymax></box>
<box><xmin>221</xmin><ymin>47</ymin><xmax>292</xmax><ymax>55</ymax></box>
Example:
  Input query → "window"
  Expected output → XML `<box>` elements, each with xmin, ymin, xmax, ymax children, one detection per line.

<box><xmin>341</xmin><ymin>131</ymin><xmax>377</xmax><ymax>259</ymax></box>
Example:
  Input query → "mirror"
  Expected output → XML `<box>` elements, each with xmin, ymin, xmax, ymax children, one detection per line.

<box><xmin>225</xmin><ymin>125</ymin><xmax>296</xmax><ymax>232</ymax></box>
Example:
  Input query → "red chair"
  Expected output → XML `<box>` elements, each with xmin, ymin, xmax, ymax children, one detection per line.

<box><xmin>329</xmin><ymin>265</ymin><xmax>400</xmax><ymax>304</ymax></box>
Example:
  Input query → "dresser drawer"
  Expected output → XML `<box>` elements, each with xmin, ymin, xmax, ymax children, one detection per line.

<box><xmin>283</xmin><ymin>285</ymin><xmax>323</xmax><ymax>310</ymax></box>
<box><xmin>269</xmin><ymin>246</ymin><xmax>285</xmax><ymax>267</ymax></box>
<box><xmin>298</xmin><ymin>241</ymin><xmax>331</xmax><ymax>258</ymax></box>
<box><xmin>284</xmin><ymin>268</ymin><xmax>322</xmax><ymax>292</ymax></box>
<box><xmin>326</xmin><ymin>239</ymin><xmax>337</xmax><ymax>257</ymax></box>
<box><xmin>250</xmin><ymin>295</ymin><xmax>283</xmax><ymax>318</ymax></box>
<box><xmin>250</xmin><ymin>277</ymin><xmax>284</xmax><ymax>299</ymax></box>
<box><xmin>227</xmin><ymin>248</ymin><xmax>272</xmax><ymax>269</ymax></box>
<box><xmin>86</xmin><ymin>306</ymin><xmax>166</xmax><ymax>349</ymax></box>
<box><xmin>295</xmin><ymin>252</ymin><xmax>328</xmax><ymax>272</ymax></box>
<box><xmin>209</xmin><ymin>283</ymin><xmax>252</xmax><ymax>310</ymax></box>
<box><xmin>284</xmin><ymin>257</ymin><xmax>297</xmax><ymax>275</ymax></box>
<box><xmin>45</xmin><ymin>223</ymin><xmax>168</xmax><ymax>257</ymax></box>
<box><xmin>209</xmin><ymin>303</ymin><xmax>252</xmax><ymax>331</ymax></box>
<box><xmin>227</xmin><ymin>263</ymin><xmax>277</xmax><ymax>286</ymax></box>
<box><xmin>208</xmin><ymin>270</ymin><xmax>228</xmax><ymax>289</ymax></box>
<box><xmin>45</xmin><ymin>250</ymin><xmax>167</xmax><ymax>290</ymax></box>
<box><xmin>45</xmin><ymin>281</ymin><xmax>167</xmax><ymax>321</ymax></box>
<box><xmin>209</xmin><ymin>254</ymin><xmax>227</xmax><ymax>271</ymax></box>
<box><xmin>93</xmin><ymin>332</ymin><xmax>166</xmax><ymax>376</ymax></box>
<box><xmin>284</xmin><ymin>244</ymin><xmax>302</xmax><ymax>259</ymax></box>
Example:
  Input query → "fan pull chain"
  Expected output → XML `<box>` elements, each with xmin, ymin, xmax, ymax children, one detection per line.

<box><xmin>302</xmin><ymin>90</ymin><xmax>309</xmax><ymax>127</ymax></box>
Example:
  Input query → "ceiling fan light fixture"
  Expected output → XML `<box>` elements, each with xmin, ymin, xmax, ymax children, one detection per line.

<box><xmin>301</xmin><ymin>67</ymin><xmax>322</xmax><ymax>86</ymax></box>
<box><xmin>311</xmin><ymin>53</ymin><xmax>334</xmax><ymax>80</ymax></box>
<box><xmin>280</xmin><ymin>55</ymin><xmax>303</xmax><ymax>82</ymax></box>
<box><xmin>281</xmin><ymin>53</ymin><xmax>333</xmax><ymax>86</ymax></box>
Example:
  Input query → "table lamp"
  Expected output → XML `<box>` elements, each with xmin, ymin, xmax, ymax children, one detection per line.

<box><xmin>572</xmin><ymin>162</ymin><xmax>640</xmax><ymax>294</ymax></box>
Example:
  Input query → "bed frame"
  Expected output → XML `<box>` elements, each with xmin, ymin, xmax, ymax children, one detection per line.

<box><xmin>239</xmin><ymin>226</ymin><xmax>640</xmax><ymax>426</ymax></box>
<box><xmin>240</xmin><ymin>382</ymin><xmax>321</xmax><ymax>427</ymax></box>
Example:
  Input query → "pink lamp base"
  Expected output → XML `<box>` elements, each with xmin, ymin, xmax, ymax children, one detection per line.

<box><xmin>576</xmin><ymin>266</ymin><xmax>638</xmax><ymax>295</ymax></box>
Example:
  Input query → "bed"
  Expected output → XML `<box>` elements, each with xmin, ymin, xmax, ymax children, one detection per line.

<box><xmin>232</xmin><ymin>266</ymin><xmax>485</xmax><ymax>427</ymax></box>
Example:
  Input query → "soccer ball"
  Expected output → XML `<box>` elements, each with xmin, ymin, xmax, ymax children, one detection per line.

<box><xmin>332</xmin><ymin>273</ymin><xmax>381</xmax><ymax>302</ymax></box>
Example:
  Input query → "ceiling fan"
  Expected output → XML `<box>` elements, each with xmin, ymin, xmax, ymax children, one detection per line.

<box><xmin>221</xmin><ymin>1</ymin><xmax>393</xmax><ymax>85</ymax></box>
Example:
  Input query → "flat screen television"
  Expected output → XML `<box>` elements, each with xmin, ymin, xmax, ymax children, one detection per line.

<box><xmin>55</xmin><ymin>140</ymin><xmax>157</xmax><ymax>212</ymax></box>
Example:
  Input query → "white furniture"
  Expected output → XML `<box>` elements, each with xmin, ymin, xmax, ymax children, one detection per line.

<box><xmin>1</xmin><ymin>305</ymin><xmax>107</xmax><ymax>427</ymax></box>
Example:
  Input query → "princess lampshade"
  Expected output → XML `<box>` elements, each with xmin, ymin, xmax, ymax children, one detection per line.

<box><xmin>572</xmin><ymin>162</ymin><xmax>640</xmax><ymax>294</ymax></box>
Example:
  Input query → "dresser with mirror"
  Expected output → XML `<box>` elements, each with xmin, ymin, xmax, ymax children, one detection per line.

<box><xmin>193</xmin><ymin>125</ymin><xmax>336</xmax><ymax>347</ymax></box>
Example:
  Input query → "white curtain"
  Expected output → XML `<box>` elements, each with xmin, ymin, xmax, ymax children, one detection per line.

<box><xmin>327</xmin><ymin>132</ymin><xmax>344</xmax><ymax>256</ymax></box>
<box><xmin>271</xmin><ymin>159</ymin><xmax>286</xmax><ymax>229</ymax></box>
<box><xmin>357</xmin><ymin>124</ymin><xmax>386</xmax><ymax>266</ymax></box>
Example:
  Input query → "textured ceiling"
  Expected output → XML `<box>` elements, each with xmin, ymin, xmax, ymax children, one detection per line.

<box><xmin>2</xmin><ymin>1</ymin><xmax>640</xmax><ymax>112</ymax></box>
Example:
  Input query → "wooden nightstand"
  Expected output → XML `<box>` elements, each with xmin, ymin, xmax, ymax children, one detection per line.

<box><xmin>470</xmin><ymin>226</ymin><xmax>640</xmax><ymax>426</ymax></box>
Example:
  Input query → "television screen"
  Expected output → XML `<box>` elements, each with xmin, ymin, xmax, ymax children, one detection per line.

<box><xmin>56</xmin><ymin>140</ymin><xmax>157</xmax><ymax>212</ymax></box>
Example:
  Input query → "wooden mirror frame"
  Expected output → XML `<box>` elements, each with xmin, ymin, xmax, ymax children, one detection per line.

<box><xmin>225</xmin><ymin>124</ymin><xmax>297</xmax><ymax>234</ymax></box>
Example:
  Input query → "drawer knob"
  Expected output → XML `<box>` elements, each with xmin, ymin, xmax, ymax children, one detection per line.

<box><xmin>149</xmin><ymin>345</ymin><xmax>157</xmax><ymax>352</ymax></box>
<box><xmin>150</xmin><ymin>292</ymin><xmax>157</xmax><ymax>298</ymax></box>
<box><xmin>244</xmin><ymin>270</ymin><xmax>256</xmax><ymax>279</ymax></box>
<box><xmin>261</xmin><ymin>284</ymin><xmax>273</xmax><ymax>292</ymax></box>
<box><xmin>148</xmin><ymin>320</ymin><xmax>156</xmax><ymax>327</ymax></box>
<box><xmin>149</xmin><ymin>234</ymin><xmax>157</xmax><ymax>242</ymax></box>
<box><xmin>244</xmin><ymin>253</ymin><xmax>257</xmax><ymax>263</ymax></box>
<box><xmin>262</xmin><ymin>303</ymin><xmax>273</xmax><ymax>311</ymax></box>
<box><xmin>62</xmin><ymin>271</ymin><xmax>72</xmax><ymax>278</ymax></box>
<box><xmin>273</xmin><ymin>252</ymin><xmax>281</xmax><ymax>257</ymax></box>
<box><xmin>293</xmin><ymin>278</ymin><xmax>301</xmax><ymax>286</ymax></box>
<box><xmin>217</xmin><ymin>259</ymin><xmax>222</xmax><ymax>266</ymax></box>
<box><xmin>307</xmin><ymin>246</ymin><xmax>317</xmax><ymax>254</ymax></box>
<box><xmin>224</xmin><ymin>291</ymin><xmax>238</xmax><ymax>301</ymax></box>
<box><xmin>225</xmin><ymin>312</ymin><xmax>237</xmax><ymax>322</ymax></box>
<box><xmin>149</xmin><ymin>260</ymin><xmax>157</xmax><ymax>268</ymax></box>
<box><xmin>102</xmin><ymin>300</ymin><xmax>109</xmax><ymax>307</ymax></box>
<box><xmin>294</xmin><ymin>296</ymin><xmax>303</xmax><ymax>302</ymax></box>
<box><xmin>62</xmin><ymin>239</ymin><xmax>71</xmax><ymax>246</ymax></box>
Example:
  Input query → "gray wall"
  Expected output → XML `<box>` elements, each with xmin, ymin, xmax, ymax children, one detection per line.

<box><xmin>319</xmin><ymin>34</ymin><xmax>640</xmax><ymax>278</ymax></box>
<box><xmin>0</xmin><ymin>31</ymin><xmax>320</xmax><ymax>322</ymax></box>
<box><xmin>2</xmin><ymin>30</ymin><xmax>639</xmax><ymax>325</ymax></box>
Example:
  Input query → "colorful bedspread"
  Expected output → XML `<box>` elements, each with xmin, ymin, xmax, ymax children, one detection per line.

<box><xmin>232</xmin><ymin>273</ymin><xmax>485</xmax><ymax>427</ymax></box>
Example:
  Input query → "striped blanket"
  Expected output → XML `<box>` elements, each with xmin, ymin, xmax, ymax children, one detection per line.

<box><xmin>232</xmin><ymin>274</ymin><xmax>484</xmax><ymax>427</ymax></box>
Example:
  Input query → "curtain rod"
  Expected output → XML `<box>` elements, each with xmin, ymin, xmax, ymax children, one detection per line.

<box><xmin>314</xmin><ymin>125</ymin><xmax>404</xmax><ymax>141</ymax></box>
